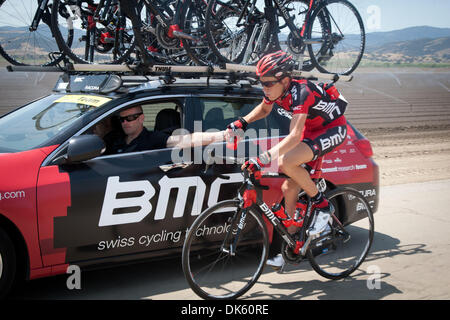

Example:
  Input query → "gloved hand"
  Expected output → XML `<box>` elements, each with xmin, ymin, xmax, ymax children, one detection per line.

<box><xmin>227</xmin><ymin>117</ymin><xmax>248</xmax><ymax>132</ymax></box>
<box><xmin>225</xmin><ymin>117</ymin><xmax>248</xmax><ymax>150</ymax></box>
<box><xmin>242</xmin><ymin>152</ymin><xmax>271</xmax><ymax>175</ymax></box>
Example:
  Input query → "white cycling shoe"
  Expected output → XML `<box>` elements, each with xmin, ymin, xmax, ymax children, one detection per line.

<box><xmin>308</xmin><ymin>205</ymin><xmax>333</xmax><ymax>239</ymax></box>
<box><xmin>266</xmin><ymin>254</ymin><xmax>285</xmax><ymax>269</ymax></box>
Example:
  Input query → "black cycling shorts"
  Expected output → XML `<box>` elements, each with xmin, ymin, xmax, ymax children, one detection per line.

<box><xmin>302</xmin><ymin>125</ymin><xmax>348</xmax><ymax>161</ymax></box>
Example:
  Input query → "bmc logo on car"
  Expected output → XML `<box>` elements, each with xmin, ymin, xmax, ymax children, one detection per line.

<box><xmin>99</xmin><ymin>174</ymin><xmax>243</xmax><ymax>226</ymax></box>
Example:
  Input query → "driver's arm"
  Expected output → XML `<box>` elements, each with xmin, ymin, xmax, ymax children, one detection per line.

<box><xmin>166</xmin><ymin>130</ymin><xmax>225</xmax><ymax>149</ymax></box>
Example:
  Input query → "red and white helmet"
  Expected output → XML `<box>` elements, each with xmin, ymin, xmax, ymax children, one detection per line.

<box><xmin>256</xmin><ymin>51</ymin><xmax>294</xmax><ymax>78</ymax></box>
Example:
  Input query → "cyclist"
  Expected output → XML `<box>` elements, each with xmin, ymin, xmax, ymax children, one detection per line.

<box><xmin>225</xmin><ymin>50</ymin><xmax>349</xmax><ymax>267</ymax></box>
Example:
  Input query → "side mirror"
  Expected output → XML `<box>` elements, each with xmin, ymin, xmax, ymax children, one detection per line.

<box><xmin>55</xmin><ymin>135</ymin><xmax>105</xmax><ymax>164</ymax></box>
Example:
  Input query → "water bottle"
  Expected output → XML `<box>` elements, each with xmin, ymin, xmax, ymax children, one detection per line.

<box><xmin>271</xmin><ymin>203</ymin><xmax>293</xmax><ymax>227</ymax></box>
<box><xmin>226</xmin><ymin>135</ymin><xmax>238</xmax><ymax>150</ymax></box>
<box><xmin>292</xmin><ymin>198</ymin><xmax>307</xmax><ymax>227</ymax></box>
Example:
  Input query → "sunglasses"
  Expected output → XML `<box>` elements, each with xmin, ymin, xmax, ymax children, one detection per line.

<box><xmin>119</xmin><ymin>112</ymin><xmax>143</xmax><ymax>123</ymax></box>
<box><xmin>260</xmin><ymin>79</ymin><xmax>282</xmax><ymax>88</ymax></box>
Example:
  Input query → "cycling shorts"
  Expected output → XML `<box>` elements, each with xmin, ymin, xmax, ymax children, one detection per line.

<box><xmin>302</xmin><ymin>120</ymin><xmax>348</xmax><ymax>161</ymax></box>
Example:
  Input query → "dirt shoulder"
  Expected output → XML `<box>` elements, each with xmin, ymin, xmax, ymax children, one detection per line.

<box><xmin>363</xmin><ymin>124</ymin><xmax>450</xmax><ymax>186</ymax></box>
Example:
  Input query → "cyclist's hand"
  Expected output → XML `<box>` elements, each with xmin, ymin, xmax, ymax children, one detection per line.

<box><xmin>227</xmin><ymin>117</ymin><xmax>248</xmax><ymax>133</ymax></box>
<box><xmin>225</xmin><ymin>117</ymin><xmax>248</xmax><ymax>150</ymax></box>
<box><xmin>241</xmin><ymin>152</ymin><xmax>271</xmax><ymax>174</ymax></box>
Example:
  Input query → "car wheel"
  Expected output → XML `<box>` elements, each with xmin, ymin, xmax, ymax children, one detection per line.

<box><xmin>0</xmin><ymin>227</ymin><xmax>16</xmax><ymax>299</ymax></box>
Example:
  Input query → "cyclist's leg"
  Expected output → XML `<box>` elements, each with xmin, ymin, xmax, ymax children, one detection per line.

<box><xmin>278</xmin><ymin>142</ymin><xmax>316</xmax><ymax>234</ymax></box>
<box><xmin>302</xmin><ymin>124</ymin><xmax>348</xmax><ymax>232</ymax></box>
<box><xmin>278</xmin><ymin>142</ymin><xmax>316</xmax><ymax>197</ymax></box>
<box><xmin>266</xmin><ymin>142</ymin><xmax>315</xmax><ymax>267</ymax></box>
<box><xmin>280</xmin><ymin>123</ymin><xmax>348</xmax><ymax>229</ymax></box>
<box><xmin>281</xmin><ymin>178</ymin><xmax>301</xmax><ymax>234</ymax></box>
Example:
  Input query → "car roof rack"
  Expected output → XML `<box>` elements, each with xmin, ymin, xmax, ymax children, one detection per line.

<box><xmin>6</xmin><ymin>62</ymin><xmax>353</xmax><ymax>83</ymax></box>
<box><xmin>6</xmin><ymin>62</ymin><xmax>353</xmax><ymax>94</ymax></box>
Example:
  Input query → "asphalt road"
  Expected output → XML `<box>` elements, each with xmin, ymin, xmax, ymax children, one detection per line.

<box><xmin>8</xmin><ymin>179</ymin><xmax>450</xmax><ymax>300</ymax></box>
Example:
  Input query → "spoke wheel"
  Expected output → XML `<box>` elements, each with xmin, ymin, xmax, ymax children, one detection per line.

<box><xmin>182</xmin><ymin>199</ymin><xmax>269</xmax><ymax>300</ymax></box>
<box><xmin>307</xmin><ymin>187</ymin><xmax>374</xmax><ymax>280</ymax></box>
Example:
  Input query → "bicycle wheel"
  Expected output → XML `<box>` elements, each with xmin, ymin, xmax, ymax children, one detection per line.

<box><xmin>180</xmin><ymin>0</ymin><xmax>215</xmax><ymax>65</ymax></box>
<box><xmin>182</xmin><ymin>199</ymin><xmax>269</xmax><ymax>300</ymax></box>
<box><xmin>0</xmin><ymin>0</ymin><xmax>71</xmax><ymax>66</ymax></box>
<box><xmin>306</xmin><ymin>187</ymin><xmax>374</xmax><ymax>280</ymax></box>
<box><xmin>139</xmin><ymin>0</ymin><xmax>190</xmax><ymax>65</ymax></box>
<box><xmin>204</xmin><ymin>0</ymin><xmax>254</xmax><ymax>64</ymax></box>
<box><xmin>306</xmin><ymin>0</ymin><xmax>365</xmax><ymax>75</ymax></box>
<box><xmin>51</xmin><ymin>0</ymin><xmax>135</xmax><ymax>64</ymax></box>
<box><xmin>278</xmin><ymin>0</ymin><xmax>315</xmax><ymax>71</ymax></box>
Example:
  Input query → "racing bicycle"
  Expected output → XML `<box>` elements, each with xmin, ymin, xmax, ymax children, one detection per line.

<box><xmin>49</xmin><ymin>0</ymin><xmax>205</xmax><ymax>65</ymax></box>
<box><xmin>204</xmin><ymin>0</ymin><xmax>365</xmax><ymax>74</ymax></box>
<box><xmin>0</xmin><ymin>0</ymin><xmax>72</xmax><ymax>66</ymax></box>
<box><xmin>182</xmin><ymin>151</ymin><xmax>374</xmax><ymax>299</ymax></box>
<box><xmin>51</xmin><ymin>0</ymin><xmax>141</xmax><ymax>64</ymax></box>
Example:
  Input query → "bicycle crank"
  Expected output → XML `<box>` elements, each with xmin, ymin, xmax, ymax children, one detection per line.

<box><xmin>155</xmin><ymin>24</ymin><xmax>200</xmax><ymax>49</ymax></box>
<box><xmin>281</xmin><ymin>240</ymin><xmax>304</xmax><ymax>264</ymax></box>
<box><xmin>155</xmin><ymin>24</ymin><xmax>180</xmax><ymax>49</ymax></box>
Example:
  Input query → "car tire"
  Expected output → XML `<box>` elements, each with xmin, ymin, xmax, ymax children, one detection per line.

<box><xmin>0</xmin><ymin>227</ymin><xmax>16</xmax><ymax>299</ymax></box>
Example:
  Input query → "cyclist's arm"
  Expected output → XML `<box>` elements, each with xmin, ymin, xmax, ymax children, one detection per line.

<box><xmin>265</xmin><ymin>113</ymin><xmax>307</xmax><ymax>160</ymax></box>
<box><xmin>242</xmin><ymin>101</ymin><xmax>273</xmax><ymax>124</ymax></box>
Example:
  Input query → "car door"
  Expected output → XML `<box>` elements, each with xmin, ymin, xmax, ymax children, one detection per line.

<box><xmin>191</xmin><ymin>94</ymin><xmax>291</xmax><ymax>211</ymax></box>
<box><xmin>37</xmin><ymin>96</ymin><xmax>209</xmax><ymax>266</ymax></box>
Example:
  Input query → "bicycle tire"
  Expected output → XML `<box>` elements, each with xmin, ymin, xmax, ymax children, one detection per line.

<box><xmin>51</xmin><ymin>0</ymin><xmax>135</xmax><ymax>64</ymax></box>
<box><xmin>278</xmin><ymin>0</ymin><xmax>315</xmax><ymax>71</ymax></box>
<box><xmin>204</xmin><ymin>0</ymin><xmax>254</xmax><ymax>64</ymax></box>
<box><xmin>306</xmin><ymin>0</ymin><xmax>365</xmax><ymax>75</ymax></box>
<box><xmin>182</xmin><ymin>199</ymin><xmax>269</xmax><ymax>300</ymax></box>
<box><xmin>0</xmin><ymin>0</ymin><xmax>71</xmax><ymax>66</ymax></box>
<box><xmin>179</xmin><ymin>0</ymin><xmax>213</xmax><ymax>66</ymax></box>
<box><xmin>306</xmin><ymin>187</ymin><xmax>374</xmax><ymax>280</ymax></box>
<box><xmin>137</xmin><ymin>1</ymin><xmax>190</xmax><ymax>65</ymax></box>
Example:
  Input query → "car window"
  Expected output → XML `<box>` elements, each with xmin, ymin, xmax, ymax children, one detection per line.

<box><xmin>198</xmin><ymin>97</ymin><xmax>290</xmax><ymax>138</ymax></box>
<box><xmin>200</xmin><ymin>98</ymin><xmax>266</xmax><ymax>132</ymax></box>
<box><xmin>141</xmin><ymin>101</ymin><xmax>181</xmax><ymax>133</ymax></box>
<box><xmin>82</xmin><ymin>99</ymin><xmax>183</xmax><ymax>156</ymax></box>
<box><xmin>0</xmin><ymin>94</ymin><xmax>112</xmax><ymax>153</ymax></box>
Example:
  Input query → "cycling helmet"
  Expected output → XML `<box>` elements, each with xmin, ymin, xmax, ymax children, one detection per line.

<box><xmin>256</xmin><ymin>51</ymin><xmax>295</xmax><ymax>78</ymax></box>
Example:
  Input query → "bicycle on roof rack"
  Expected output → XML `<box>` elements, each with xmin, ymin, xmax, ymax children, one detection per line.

<box><xmin>204</xmin><ymin>0</ymin><xmax>365</xmax><ymax>75</ymax></box>
<box><xmin>182</xmin><ymin>151</ymin><xmax>374</xmax><ymax>300</ymax></box>
<box><xmin>0</xmin><ymin>0</ymin><xmax>73</xmax><ymax>66</ymax></box>
<box><xmin>48</xmin><ymin>0</ymin><xmax>211</xmax><ymax>66</ymax></box>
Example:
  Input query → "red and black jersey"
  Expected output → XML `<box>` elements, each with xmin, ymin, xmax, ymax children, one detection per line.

<box><xmin>263</xmin><ymin>79</ymin><xmax>348</xmax><ymax>131</ymax></box>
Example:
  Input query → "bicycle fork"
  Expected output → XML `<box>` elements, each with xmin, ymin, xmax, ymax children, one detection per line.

<box><xmin>30</xmin><ymin>0</ymin><xmax>51</xmax><ymax>31</ymax></box>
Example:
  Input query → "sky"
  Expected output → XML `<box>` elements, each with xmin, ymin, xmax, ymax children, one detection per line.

<box><xmin>351</xmin><ymin>0</ymin><xmax>450</xmax><ymax>32</ymax></box>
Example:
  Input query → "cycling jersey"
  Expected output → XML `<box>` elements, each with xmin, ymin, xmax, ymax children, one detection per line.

<box><xmin>264</xmin><ymin>78</ymin><xmax>348</xmax><ymax>160</ymax></box>
<box><xmin>263</xmin><ymin>79</ymin><xmax>348</xmax><ymax>131</ymax></box>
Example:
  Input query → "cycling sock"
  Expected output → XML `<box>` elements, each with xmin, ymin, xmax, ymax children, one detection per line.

<box><xmin>311</xmin><ymin>191</ymin><xmax>329</xmax><ymax>208</ymax></box>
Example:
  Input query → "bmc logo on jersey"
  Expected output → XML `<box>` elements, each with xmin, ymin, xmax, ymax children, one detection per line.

<box><xmin>312</xmin><ymin>100</ymin><xmax>342</xmax><ymax>120</ymax></box>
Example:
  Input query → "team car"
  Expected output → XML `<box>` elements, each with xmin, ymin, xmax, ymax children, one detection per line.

<box><xmin>0</xmin><ymin>73</ymin><xmax>379</xmax><ymax>298</ymax></box>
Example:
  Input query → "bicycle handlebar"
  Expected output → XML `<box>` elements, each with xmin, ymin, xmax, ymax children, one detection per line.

<box><xmin>204</xmin><ymin>149</ymin><xmax>288</xmax><ymax>190</ymax></box>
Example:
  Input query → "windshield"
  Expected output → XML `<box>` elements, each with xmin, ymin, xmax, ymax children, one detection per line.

<box><xmin>0</xmin><ymin>94</ymin><xmax>112</xmax><ymax>152</ymax></box>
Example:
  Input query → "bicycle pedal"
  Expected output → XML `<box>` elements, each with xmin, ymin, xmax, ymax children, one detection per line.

<box><xmin>277</xmin><ymin>263</ymin><xmax>287</xmax><ymax>274</ymax></box>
